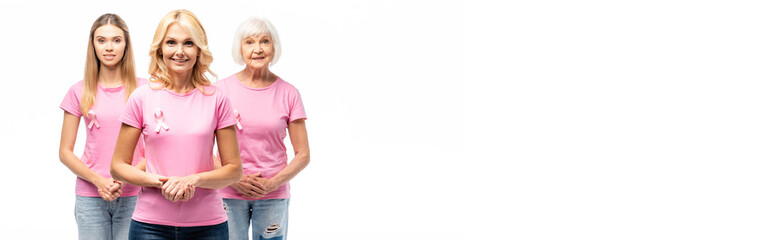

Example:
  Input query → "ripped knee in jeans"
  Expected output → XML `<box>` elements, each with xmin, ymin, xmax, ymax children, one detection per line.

<box><xmin>265</xmin><ymin>222</ymin><xmax>280</xmax><ymax>234</ymax></box>
<box><xmin>258</xmin><ymin>222</ymin><xmax>284</xmax><ymax>240</ymax></box>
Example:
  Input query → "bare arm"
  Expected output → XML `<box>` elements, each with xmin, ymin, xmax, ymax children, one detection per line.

<box><xmin>59</xmin><ymin>111</ymin><xmax>122</xmax><ymax>201</ymax></box>
<box><xmin>136</xmin><ymin>158</ymin><xmax>147</xmax><ymax>172</ymax></box>
<box><xmin>268</xmin><ymin>119</ymin><xmax>310</xmax><ymax>187</ymax></box>
<box><xmin>110</xmin><ymin>124</ymin><xmax>165</xmax><ymax>188</ymax></box>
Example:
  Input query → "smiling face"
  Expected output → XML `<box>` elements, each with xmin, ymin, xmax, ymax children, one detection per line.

<box><xmin>93</xmin><ymin>24</ymin><xmax>126</xmax><ymax>68</ymax></box>
<box><xmin>161</xmin><ymin>23</ymin><xmax>199</xmax><ymax>75</ymax></box>
<box><xmin>241</xmin><ymin>34</ymin><xmax>274</xmax><ymax>70</ymax></box>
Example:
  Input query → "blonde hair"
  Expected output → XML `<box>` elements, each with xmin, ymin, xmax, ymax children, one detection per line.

<box><xmin>81</xmin><ymin>13</ymin><xmax>138</xmax><ymax>115</ymax></box>
<box><xmin>148</xmin><ymin>9</ymin><xmax>216</xmax><ymax>95</ymax></box>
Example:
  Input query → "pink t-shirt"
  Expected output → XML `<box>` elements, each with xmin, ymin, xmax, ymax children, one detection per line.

<box><xmin>120</xmin><ymin>83</ymin><xmax>236</xmax><ymax>227</ymax></box>
<box><xmin>59</xmin><ymin>79</ymin><xmax>147</xmax><ymax>197</ymax></box>
<box><xmin>215</xmin><ymin>75</ymin><xmax>306</xmax><ymax>200</ymax></box>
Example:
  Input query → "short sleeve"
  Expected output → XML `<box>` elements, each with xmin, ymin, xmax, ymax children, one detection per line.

<box><xmin>215</xmin><ymin>91</ymin><xmax>237</xmax><ymax>130</ymax></box>
<box><xmin>120</xmin><ymin>89</ymin><xmax>144</xmax><ymax>129</ymax></box>
<box><xmin>136</xmin><ymin>77</ymin><xmax>149</xmax><ymax>86</ymax></box>
<box><xmin>60</xmin><ymin>82</ymin><xmax>83</xmax><ymax>117</ymax></box>
<box><xmin>288</xmin><ymin>88</ymin><xmax>307</xmax><ymax>123</ymax></box>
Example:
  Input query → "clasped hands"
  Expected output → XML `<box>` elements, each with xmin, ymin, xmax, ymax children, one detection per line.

<box><xmin>96</xmin><ymin>177</ymin><xmax>124</xmax><ymax>202</ymax></box>
<box><xmin>148</xmin><ymin>174</ymin><xmax>200</xmax><ymax>202</ymax></box>
<box><xmin>147</xmin><ymin>172</ymin><xmax>275</xmax><ymax>202</ymax></box>
<box><xmin>230</xmin><ymin>172</ymin><xmax>277</xmax><ymax>199</ymax></box>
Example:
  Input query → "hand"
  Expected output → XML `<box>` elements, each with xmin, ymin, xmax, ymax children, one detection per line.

<box><xmin>230</xmin><ymin>172</ymin><xmax>277</xmax><ymax>199</ymax></box>
<box><xmin>230</xmin><ymin>177</ymin><xmax>263</xmax><ymax>199</ymax></box>
<box><xmin>109</xmin><ymin>180</ymin><xmax>124</xmax><ymax>195</ymax></box>
<box><xmin>161</xmin><ymin>175</ymin><xmax>200</xmax><ymax>202</ymax></box>
<box><xmin>147</xmin><ymin>174</ymin><xmax>168</xmax><ymax>188</ymax></box>
<box><xmin>95</xmin><ymin>177</ymin><xmax>122</xmax><ymax>201</ymax></box>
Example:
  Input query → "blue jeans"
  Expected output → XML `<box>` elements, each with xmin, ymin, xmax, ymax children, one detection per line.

<box><xmin>223</xmin><ymin>198</ymin><xmax>289</xmax><ymax>240</ymax></box>
<box><xmin>74</xmin><ymin>195</ymin><xmax>138</xmax><ymax>240</ymax></box>
<box><xmin>129</xmin><ymin>220</ymin><xmax>228</xmax><ymax>240</ymax></box>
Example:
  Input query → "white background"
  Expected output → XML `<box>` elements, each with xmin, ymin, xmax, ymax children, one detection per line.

<box><xmin>0</xmin><ymin>0</ymin><xmax>772</xmax><ymax>239</ymax></box>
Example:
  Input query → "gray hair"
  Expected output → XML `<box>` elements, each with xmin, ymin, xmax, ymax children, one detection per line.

<box><xmin>232</xmin><ymin>17</ymin><xmax>281</xmax><ymax>66</ymax></box>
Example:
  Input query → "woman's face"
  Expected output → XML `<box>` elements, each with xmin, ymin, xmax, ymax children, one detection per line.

<box><xmin>161</xmin><ymin>23</ymin><xmax>198</xmax><ymax>75</ymax></box>
<box><xmin>93</xmin><ymin>24</ymin><xmax>126</xmax><ymax>68</ymax></box>
<box><xmin>241</xmin><ymin>34</ymin><xmax>274</xmax><ymax>70</ymax></box>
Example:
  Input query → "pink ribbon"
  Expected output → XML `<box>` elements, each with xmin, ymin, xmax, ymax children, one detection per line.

<box><xmin>87</xmin><ymin>110</ymin><xmax>100</xmax><ymax>129</ymax></box>
<box><xmin>234</xmin><ymin>109</ymin><xmax>243</xmax><ymax>130</ymax></box>
<box><xmin>154</xmin><ymin>108</ymin><xmax>169</xmax><ymax>133</ymax></box>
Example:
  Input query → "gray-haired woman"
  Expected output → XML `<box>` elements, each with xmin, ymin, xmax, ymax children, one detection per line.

<box><xmin>215</xmin><ymin>17</ymin><xmax>310</xmax><ymax>240</ymax></box>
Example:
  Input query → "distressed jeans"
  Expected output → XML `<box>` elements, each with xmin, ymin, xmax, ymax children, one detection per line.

<box><xmin>223</xmin><ymin>198</ymin><xmax>289</xmax><ymax>240</ymax></box>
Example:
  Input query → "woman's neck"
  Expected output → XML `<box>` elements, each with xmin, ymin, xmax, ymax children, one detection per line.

<box><xmin>98</xmin><ymin>63</ymin><xmax>123</xmax><ymax>87</ymax></box>
<box><xmin>237</xmin><ymin>67</ymin><xmax>276</xmax><ymax>88</ymax></box>
<box><xmin>168</xmin><ymin>71</ymin><xmax>195</xmax><ymax>93</ymax></box>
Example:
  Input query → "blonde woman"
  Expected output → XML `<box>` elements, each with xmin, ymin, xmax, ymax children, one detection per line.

<box><xmin>110</xmin><ymin>9</ymin><xmax>242</xmax><ymax>239</ymax></box>
<box><xmin>59</xmin><ymin>13</ymin><xmax>146</xmax><ymax>240</ymax></box>
<box><xmin>216</xmin><ymin>17</ymin><xmax>310</xmax><ymax>240</ymax></box>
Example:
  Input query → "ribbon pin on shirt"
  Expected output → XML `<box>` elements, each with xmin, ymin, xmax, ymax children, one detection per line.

<box><xmin>154</xmin><ymin>108</ymin><xmax>170</xmax><ymax>133</ymax></box>
<box><xmin>87</xmin><ymin>110</ymin><xmax>100</xmax><ymax>129</ymax></box>
<box><xmin>234</xmin><ymin>109</ymin><xmax>243</xmax><ymax>130</ymax></box>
